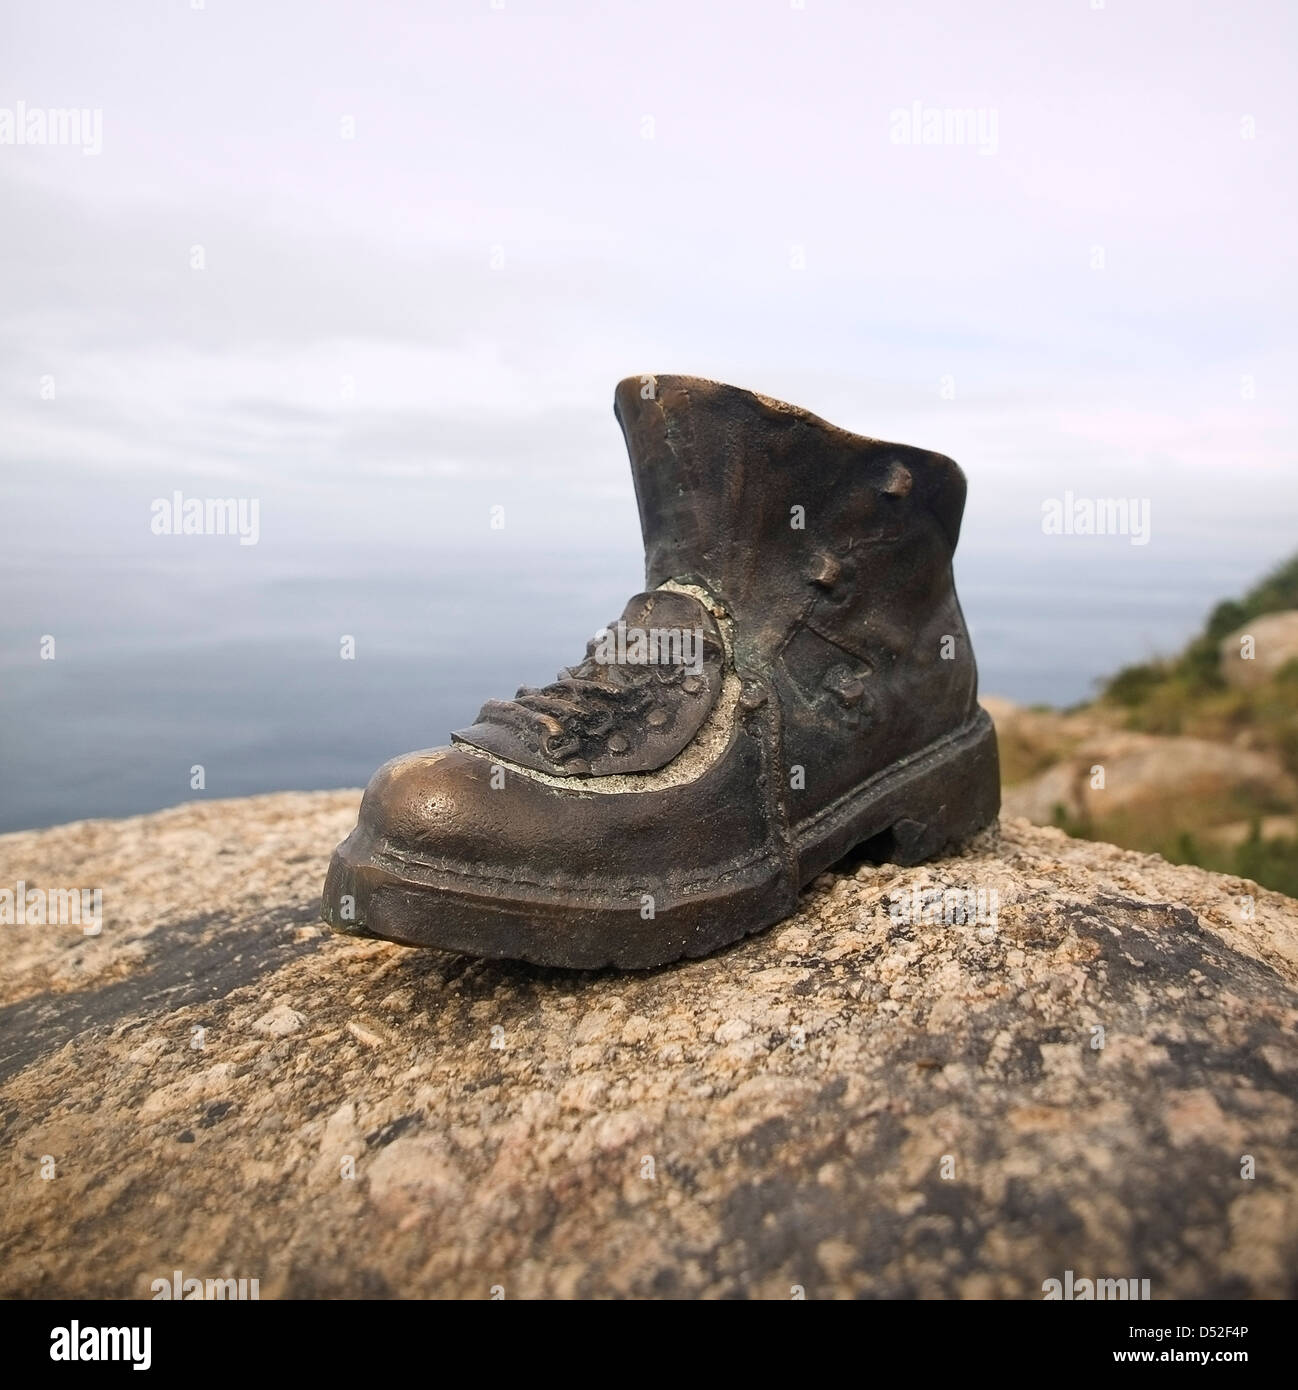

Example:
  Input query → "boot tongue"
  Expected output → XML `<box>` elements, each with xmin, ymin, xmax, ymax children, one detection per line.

<box><xmin>452</xmin><ymin>589</ymin><xmax>725</xmax><ymax>777</ymax></box>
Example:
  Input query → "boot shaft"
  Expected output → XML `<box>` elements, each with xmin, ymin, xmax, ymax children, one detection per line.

<box><xmin>616</xmin><ymin>375</ymin><xmax>979</xmax><ymax>802</ymax></box>
<box><xmin>614</xmin><ymin>375</ymin><xmax>970</xmax><ymax>668</ymax></box>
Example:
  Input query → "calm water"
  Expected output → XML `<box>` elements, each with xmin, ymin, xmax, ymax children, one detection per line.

<box><xmin>0</xmin><ymin>459</ymin><xmax>1284</xmax><ymax>832</ymax></box>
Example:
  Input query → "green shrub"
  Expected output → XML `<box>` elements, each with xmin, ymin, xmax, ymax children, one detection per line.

<box><xmin>1105</xmin><ymin>663</ymin><xmax>1167</xmax><ymax>708</ymax></box>
<box><xmin>1098</xmin><ymin>550</ymin><xmax>1298</xmax><ymax>709</ymax></box>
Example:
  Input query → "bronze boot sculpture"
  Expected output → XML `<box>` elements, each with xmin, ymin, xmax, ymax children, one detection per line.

<box><xmin>322</xmin><ymin>375</ymin><xmax>1000</xmax><ymax>968</ymax></box>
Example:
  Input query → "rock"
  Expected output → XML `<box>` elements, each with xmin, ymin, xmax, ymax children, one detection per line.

<box><xmin>983</xmin><ymin>698</ymin><xmax>1114</xmax><ymax>787</ymax></box>
<box><xmin>137</xmin><ymin>1063</ymin><xmax>239</xmax><ymax>1120</ymax></box>
<box><xmin>1000</xmin><ymin>731</ymin><xmax>1295</xmax><ymax>828</ymax></box>
<box><xmin>1207</xmin><ymin>816</ymin><xmax>1298</xmax><ymax>849</ymax></box>
<box><xmin>1</xmin><ymin>790</ymin><xmax>1297</xmax><ymax>1298</ymax></box>
<box><xmin>345</xmin><ymin>1020</ymin><xmax>386</xmax><ymax>1049</ymax></box>
<box><xmin>253</xmin><ymin>1004</ymin><xmax>305</xmax><ymax>1037</ymax></box>
<box><xmin>1221</xmin><ymin>611</ymin><xmax>1298</xmax><ymax>689</ymax></box>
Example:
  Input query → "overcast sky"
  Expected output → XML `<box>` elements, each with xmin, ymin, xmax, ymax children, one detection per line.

<box><xmin>3</xmin><ymin>0</ymin><xmax>1297</xmax><ymax>702</ymax></box>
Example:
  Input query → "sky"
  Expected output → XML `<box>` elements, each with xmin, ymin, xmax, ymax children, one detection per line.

<box><xmin>2</xmin><ymin>0</ymin><xmax>1297</xmax><ymax>828</ymax></box>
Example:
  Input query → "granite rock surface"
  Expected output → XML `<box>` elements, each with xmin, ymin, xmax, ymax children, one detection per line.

<box><xmin>1</xmin><ymin>792</ymin><xmax>1296</xmax><ymax>1299</ymax></box>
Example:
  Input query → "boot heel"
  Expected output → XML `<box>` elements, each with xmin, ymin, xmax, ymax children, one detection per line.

<box><xmin>795</xmin><ymin>707</ymin><xmax>1001</xmax><ymax>880</ymax></box>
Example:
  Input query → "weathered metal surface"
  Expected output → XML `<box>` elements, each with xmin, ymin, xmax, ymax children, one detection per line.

<box><xmin>454</xmin><ymin>589</ymin><xmax>726</xmax><ymax>777</ymax></box>
<box><xmin>322</xmin><ymin>375</ymin><xmax>1000</xmax><ymax>968</ymax></box>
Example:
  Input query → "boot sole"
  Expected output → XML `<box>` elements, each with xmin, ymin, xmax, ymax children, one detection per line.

<box><xmin>321</xmin><ymin>707</ymin><xmax>1000</xmax><ymax>970</ymax></box>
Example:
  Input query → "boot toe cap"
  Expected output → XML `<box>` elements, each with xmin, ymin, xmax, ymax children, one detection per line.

<box><xmin>357</xmin><ymin>746</ymin><xmax>509</xmax><ymax>860</ymax></box>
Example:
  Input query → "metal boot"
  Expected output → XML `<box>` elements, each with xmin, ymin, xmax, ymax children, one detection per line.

<box><xmin>321</xmin><ymin>375</ymin><xmax>1000</xmax><ymax>968</ymax></box>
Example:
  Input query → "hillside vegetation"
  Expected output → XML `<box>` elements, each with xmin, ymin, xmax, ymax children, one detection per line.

<box><xmin>997</xmin><ymin>553</ymin><xmax>1298</xmax><ymax>897</ymax></box>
